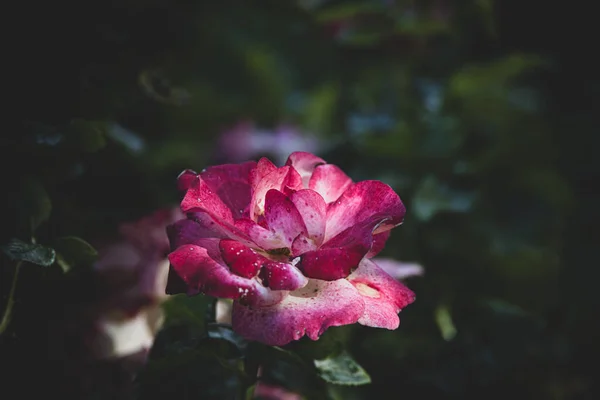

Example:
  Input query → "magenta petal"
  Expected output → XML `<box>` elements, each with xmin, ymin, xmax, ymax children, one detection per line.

<box><xmin>325</xmin><ymin>180</ymin><xmax>405</xmax><ymax>242</ymax></box>
<box><xmin>167</xmin><ymin>217</ymin><xmax>227</xmax><ymax>249</ymax></box>
<box><xmin>296</xmin><ymin>244</ymin><xmax>367</xmax><ymax>280</ymax></box>
<box><xmin>264</xmin><ymin>189</ymin><xmax>307</xmax><ymax>248</ymax></box>
<box><xmin>285</xmin><ymin>152</ymin><xmax>326</xmax><ymax>187</ymax></box>
<box><xmin>177</xmin><ymin>169</ymin><xmax>197</xmax><ymax>192</ymax></box>
<box><xmin>290</xmin><ymin>189</ymin><xmax>327</xmax><ymax>246</ymax></box>
<box><xmin>308</xmin><ymin>164</ymin><xmax>353</xmax><ymax>203</ymax></box>
<box><xmin>232</xmin><ymin>279</ymin><xmax>365</xmax><ymax>346</ymax></box>
<box><xmin>250</xmin><ymin>157</ymin><xmax>278</xmax><ymax>188</ymax></box>
<box><xmin>200</xmin><ymin>161</ymin><xmax>255</xmax><ymax>219</ymax></box>
<box><xmin>259</xmin><ymin>261</ymin><xmax>308</xmax><ymax>291</ymax></box>
<box><xmin>347</xmin><ymin>259</ymin><xmax>416</xmax><ymax>329</ymax></box>
<box><xmin>219</xmin><ymin>239</ymin><xmax>263</xmax><ymax>279</ymax></box>
<box><xmin>168</xmin><ymin>245</ymin><xmax>257</xmax><ymax>299</ymax></box>
<box><xmin>366</xmin><ymin>231</ymin><xmax>391</xmax><ymax>258</ymax></box>
<box><xmin>181</xmin><ymin>176</ymin><xmax>234</xmax><ymax>223</ymax></box>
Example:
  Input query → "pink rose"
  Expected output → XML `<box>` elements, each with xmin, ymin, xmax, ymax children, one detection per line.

<box><xmin>91</xmin><ymin>207</ymin><xmax>183</xmax><ymax>359</ymax></box>
<box><xmin>168</xmin><ymin>152</ymin><xmax>415</xmax><ymax>346</ymax></box>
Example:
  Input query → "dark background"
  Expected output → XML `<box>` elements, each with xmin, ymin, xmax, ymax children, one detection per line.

<box><xmin>2</xmin><ymin>1</ymin><xmax>598</xmax><ymax>399</ymax></box>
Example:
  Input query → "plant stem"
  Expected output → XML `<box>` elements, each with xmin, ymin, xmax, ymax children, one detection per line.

<box><xmin>0</xmin><ymin>261</ymin><xmax>22</xmax><ymax>335</ymax></box>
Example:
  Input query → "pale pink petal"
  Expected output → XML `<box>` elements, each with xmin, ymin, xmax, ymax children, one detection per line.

<box><xmin>290</xmin><ymin>233</ymin><xmax>318</xmax><ymax>255</ymax></box>
<box><xmin>308</xmin><ymin>164</ymin><xmax>353</xmax><ymax>203</ymax></box>
<box><xmin>249</xmin><ymin>157</ymin><xmax>277</xmax><ymax>188</ymax></box>
<box><xmin>250</xmin><ymin>166</ymin><xmax>303</xmax><ymax>220</ymax></box>
<box><xmin>234</xmin><ymin>218</ymin><xmax>288</xmax><ymax>250</ymax></box>
<box><xmin>285</xmin><ymin>151</ymin><xmax>326</xmax><ymax>187</ymax></box>
<box><xmin>372</xmin><ymin>258</ymin><xmax>424</xmax><ymax>280</ymax></box>
<box><xmin>324</xmin><ymin>180</ymin><xmax>405</xmax><ymax>242</ymax></box>
<box><xmin>264</xmin><ymin>189</ymin><xmax>307</xmax><ymax>248</ymax></box>
<box><xmin>200</xmin><ymin>161</ymin><xmax>256</xmax><ymax>219</ymax></box>
<box><xmin>259</xmin><ymin>261</ymin><xmax>308</xmax><ymax>291</ymax></box>
<box><xmin>290</xmin><ymin>189</ymin><xmax>327</xmax><ymax>246</ymax></box>
<box><xmin>347</xmin><ymin>259</ymin><xmax>415</xmax><ymax>329</ymax></box>
<box><xmin>232</xmin><ymin>279</ymin><xmax>365</xmax><ymax>346</ymax></box>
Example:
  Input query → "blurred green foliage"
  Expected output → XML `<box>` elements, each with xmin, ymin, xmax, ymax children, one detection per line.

<box><xmin>2</xmin><ymin>0</ymin><xmax>599</xmax><ymax>399</ymax></box>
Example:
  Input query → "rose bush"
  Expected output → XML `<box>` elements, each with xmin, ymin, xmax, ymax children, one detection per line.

<box><xmin>167</xmin><ymin>152</ymin><xmax>415</xmax><ymax>346</ymax></box>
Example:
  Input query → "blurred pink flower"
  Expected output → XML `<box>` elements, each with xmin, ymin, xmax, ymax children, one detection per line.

<box><xmin>216</xmin><ymin>121</ymin><xmax>324</xmax><ymax>166</ymax></box>
<box><xmin>167</xmin><ymin>152</ymin><xmax>415</xmax><ymax>346</ymax></box>
<box><xmin>91</xmin><ymin>207</ymin><xmax>183</xmax><ymax>359</ymax></box>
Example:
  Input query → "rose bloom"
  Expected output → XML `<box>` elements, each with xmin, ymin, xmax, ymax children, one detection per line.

<box><xmin>91</xmin><ymin>208</ymin><xmax>182</xmax><ymax>359</ymax></box>
<box><xmin>167</xmin><ymin>152</ymin><xmax>415</xmax><ymax>346</ymax></box>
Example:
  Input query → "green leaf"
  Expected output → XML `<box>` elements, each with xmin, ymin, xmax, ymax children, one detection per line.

<box><xmin>162</xmin><ymin>293</ymin><xmax>210</xmax><ymax>332</ymax></box>
<box><xmin>314</xmin><ymin>351</ymin><xmax>371</xmax><ymax>386</ymax></box>
<box><xmin>18</xmin><ymin>177</ymin><xmax>52</xmax><ymax>231</ymax></box>
<box><xmin>1</xmin><ymin>238</ymin><xmax>56</xmax><ymax>267</ymax></box>
<box><xmin>52</xmin><ymin>236</ymin><xmax>98</xmax><ymax>273</ymax></box>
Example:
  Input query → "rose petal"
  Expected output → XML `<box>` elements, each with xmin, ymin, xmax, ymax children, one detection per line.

<box><xmin>200</xmin><ymin>161</ymin><xmax>255</xmax><ymax>219</ymax></box>
<box><xmin>372</xmin><ymin>258</ymin><xmax>424</xmax><ymax>280</ymax></box>
<box><xmin>347</xmin><ymin>259</ymin><xmax>415</xmax><ymax>329</ymax></box>
<box><xmin>249</xmin><ymin>157</ymin><xmax>277</xmax><ymax>188</ymax></box>
<box><xmin>366</xmin><ymin>231</ymin><xmax>391</xmax><ymax>258</ymax></box>
<box><xmin>219</xmin><ymin>239</ymin><xmax>263</xmax><ymax>279</ymax></box>
<box><xmin>290</xmin><ymin>189</ymin><xmax>327</xmax><ymax>246</ymax></box>
<box><xmin>259</xmin><ymin>261</ymin><xmax>308</xmax><ymax>291</ymax></box>
<box><xmin>296</xmin><ymin>244</ymin><xmax>367</xmax><ymax>281</ymax></box>
<box><xmin>291</xmin><ymin>234</ymin><xmax>318</xmax><ymax>255</ymax></box>
<box><xmin>181</xmin><ymin>176</ymin><xmax>234</xmax><ymax>223</ymax></box>
<box><xmin>177</xmin><ymin>169</ymin><xmax>197</xmax><ymax>192</ymax></box>
<box><xmin>285</xmin><ymin>152</ymin><xmax>326</xmax><ymax>187</ymax></box>
<box><xmin>264</xmin><ymin>189</ymin><xmax>307</xmax><ymax>248</ymax></box>
<box><xmin>308</xmin><ymin>164</ymin><xmax>353</xmax><ymax>203</ymax></box>
<box><xmin>250</xmin><ymin>165</ymin><xmax>303</xmax><ymax>220</ymax></box>
<box><xmin>324</xmin><ymin>180</ymin><xmax>405</xmax><ymax>243</ymax></box>
<box><xmin>232</xmin><ymin>279</ymin><xmax>365</xmax><ymax>346</ymax></box>
<box><xmin>168</xmin><ymin>245</ymin><xmax>257</xmax><ymax>299</ymax></box>
<box><xmin>233</xmin><ymin>218</ymin><xmax>288</xmax><ymax>250</ymax></box>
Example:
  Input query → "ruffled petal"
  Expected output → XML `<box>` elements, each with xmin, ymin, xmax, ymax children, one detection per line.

<box><xmin>259</xmin><ymin>261</ymin><xmax>308</xmax><ymax>291</ymax></box>
<box><xmin>233</xmin><ymin>218</ymin><xmax>288</xmax><ymax>250</ymax></box>
<box><xmin>264</xmin><ymin>189</ymin><xmax>307</xmax><ymax>248</ymax></box>
<box><xmin>285</xmin><ymin>152</ymin><xmax>326</xmax><ymax>187</ymax></box>
<box><xmin>290</xmin><ymin>189</ymin><xmax>327</xmax><ymax>246</ymax></box>
<box><xmin>200</xmin><ymin>161</ymin><xmax>256</xmax><ymax>219</ymax></box>
<box><xmin>168</xmin><ymin>245</ymin><xmax>258</xmax><ymax>299</ymax></box>
<box><xmin>324</xmin><ymin>180</ymin><xmax>405</xmax><ymax>243</ymax></box>
<box><xmin>308</xmin><ymin>164</ymin><xmax>353</xmax><ymax>204</ymax></box>
<box><xmin>232</xmin><ymin>279</ymin><xmax>365</xmax><ymax>346</ymax></box>
<box><xmin>181</xmin><ymin>176</ymin><xmax>234</xmax><ymax>223</ymax></box>
<box><xmin>250</xmin><ymin>165</ymin><xmax>303</xmax><ymax>220</ymax></box>
<box><xmin>347</xmin><ymin>259</ymin><xmax>415</xmax><ymax>329</ymax></box>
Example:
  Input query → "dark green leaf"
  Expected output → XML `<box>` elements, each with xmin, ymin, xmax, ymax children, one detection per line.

<box><xmin>162</xmin><ymin>293</ymin><xmax>210</xmax><ymax>333</ymax></box>
<box><xmin>52</xmin><ymin>236</ymin><xmax>98</xmax><ymax>273</ymax></box>
<box><xmin>1</xmin><ymin>238</ymin><xmax>56</xmax><ymax>267</ymax></box>
<box><xmin>17</xmin><ymin>178</ymin><xmax>52</xmax><ymax>231</ymax></box>
<box><xmin>314</xmin><ymin>351</ymin><xmax>371</xmax><ymax>386</ymax></box>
